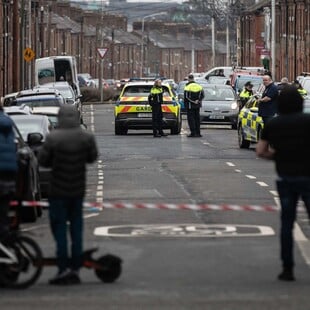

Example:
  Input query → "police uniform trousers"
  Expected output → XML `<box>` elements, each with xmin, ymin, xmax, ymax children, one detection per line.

<box><xmin>152</xmin><ymin>104</ymin><xmax>164</xmax><ymax>135</ymax></box>
<box><xmin>187</xmin><ymin>107</ymin><xmax>201</xmax><ymax>136</ymax></box>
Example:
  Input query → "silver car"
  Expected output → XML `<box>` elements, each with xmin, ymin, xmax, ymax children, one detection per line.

<box><xmin>200</xmin><ymin>84</ymin><xmax>239</xmax><ymax>129</ymax></box>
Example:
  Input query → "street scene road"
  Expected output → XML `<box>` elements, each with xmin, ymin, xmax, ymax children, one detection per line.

<box><xmin>2</xmin><ymin>103</ymin><xmax>310</xmax><ymax>310</ymax></box>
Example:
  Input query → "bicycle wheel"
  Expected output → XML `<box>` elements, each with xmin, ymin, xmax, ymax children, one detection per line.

<box><xmin>0</xmin><ymin>235</ymin><xmax>43</xmax><ymax>289</ymax></box>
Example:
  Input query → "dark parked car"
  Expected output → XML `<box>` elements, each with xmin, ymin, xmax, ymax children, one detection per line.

<box><xmin>11</xmin><ymin>114</ymin><xmax>52</xmax><ymax>198</ymax></box>
<box><xmin>11</xmin><ymin>120</ymin><xmax>42</xmax><ymax>222</ymax></box>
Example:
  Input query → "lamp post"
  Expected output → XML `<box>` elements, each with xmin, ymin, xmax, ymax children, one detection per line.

<box><xmin>140</xmin><ymin>12</ymin><xmax>167</xmax><ymax>77</ymax></box>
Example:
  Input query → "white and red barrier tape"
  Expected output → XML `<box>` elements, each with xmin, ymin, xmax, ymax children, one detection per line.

<box><xmin>10</xmin><ymin>200</ymin><xmax>280</xmax><ymax>212</ymax></box>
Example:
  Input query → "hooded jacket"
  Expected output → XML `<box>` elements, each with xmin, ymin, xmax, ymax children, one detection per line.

<box><xmin>38</xmin><ymin>105</ymin><xmax>98</xmax><ymax>198</ymax></box>
<box><xmin>0</xmin><ymin>110</ymin><xmax>17</xmax><ymax>174</ymax></box>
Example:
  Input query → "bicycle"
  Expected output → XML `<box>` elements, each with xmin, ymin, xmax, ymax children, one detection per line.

<box><xmin>0</xmin><ymin>233</ymin><xmax>43</xmax><ymax>289</ymax></box>
<box><xmin>0</xmin><ymin>203</ymin><xmax>43</xmax><ymax>289</ymax></box>
<box><xmin>0</xmin><ymin>202</ymin><xmax>122</xmax><ymax>288</ymax></box>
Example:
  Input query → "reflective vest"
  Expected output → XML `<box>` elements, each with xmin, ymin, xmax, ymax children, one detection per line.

<box><xmin>298</xmin><ymin>88</ymin><xmax>307</xmax><ymax>97</ymax></box>
<box><xmin>184</xmin><ymin>82</ymin><xmax>203</xmax><ymax>93</ymax></box>
<box><xmin>239</xmin><ymin>89</ymin><xmax>252</xmax><ymax>99</ymax></box>
<box><xmin>149</xmin><ymin>86</ymin><xmax>163</xmax><ymax>105</ymax></box>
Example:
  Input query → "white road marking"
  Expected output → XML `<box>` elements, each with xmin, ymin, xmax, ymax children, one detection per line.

<box><xmin>246</xmin><ymin>175</ymin><xmax>256</xmax><ymax>179</ymax></box>
<box><xmin>269</xmin><ymin>190</ymin><xmax>278</xmax><ymax>196</ymax></box>
<box><xmin>235</xmin><ymin>169</ymin><xmax>242</xmax><ymax>173</ymax></box>
<box><xmin>94</xmin><ymin>224</ymin><xmax>275</xmax><ymax>238</ymax></box>
<box><xmin>226</xmin><ymin>162</ymin><xmax>235</xmax><ymax>167</ymax></box>
<box><xmin>256</xmin><ymin>181</ymin><xmax>268</xmax><ymax>187</ymax></box>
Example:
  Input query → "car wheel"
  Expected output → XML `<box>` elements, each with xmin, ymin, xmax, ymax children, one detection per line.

<box><xmin>170</xmin><ymin>116</ymin><xmax>182</xmax><ymax>135</ymax></box>
<box><xmin>115</xmin><ymin>123</ymin><xmax>127</xmax><ymax>135</ymax></box>
<box><xmin>238</xmin><ymin>125</ymin><xmax>250</xmax><ymax>149</ymax></box>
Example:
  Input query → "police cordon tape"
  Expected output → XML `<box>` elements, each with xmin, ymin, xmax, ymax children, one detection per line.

<box><xmin>9</xmin><ymin>200</ymin><xmax>280</xmax><ymax>212</ymax></box>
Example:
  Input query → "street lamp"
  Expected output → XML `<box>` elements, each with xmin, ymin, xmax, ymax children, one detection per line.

<box><xmin>140</xmin><ymin>12</ymin><xmax>167</xmax><ymax>77</ymax></box>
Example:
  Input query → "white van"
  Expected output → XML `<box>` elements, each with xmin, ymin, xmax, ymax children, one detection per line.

<box><xmin>35</xmin><ymin>56</ymin><xmax>81</xmax><ymax>97</ymax></box>
<box><xmin>202</xmin><ymin>67</ymin><xmax>234</xmax><ymax>81</ymax></box>
<box><xmin>202</xmin><ymin>66</ymin><xmax>265</xmax><ymax>81</ymax></box>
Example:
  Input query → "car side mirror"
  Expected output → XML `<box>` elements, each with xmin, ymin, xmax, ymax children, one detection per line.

<box><xmin>27</xmin><ymin>132</ymin><xmax>43</xmax><ymax>146</ymax></box>
<box><xmin>66</xmin><ymin>99</ymin><xmax>75</xmax><ymax>105</ymax></box>
<box><xmin>80</xmin><ymin>123</ymin><xmax>87</xmax><ymax>130</ymax></box>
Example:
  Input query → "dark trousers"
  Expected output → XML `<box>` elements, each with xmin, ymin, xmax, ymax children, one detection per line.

<box><xmin>187</xmin><ymin>108</ymin><xmax>201</xmax><ymax>136</ymax></box>
<box><xmin>276</xmin><ymin>177</ymin><xmax>310</xmax><ymax>269</ymax></box>
<box><xmin>0</xmin><ymin>195</ymin><xmax>10</xmax><ymax>237</ymax></box>
<box><xmin>262</xmin><ymin>115</ymin><xmax>274</xmax><ymax>125</ymax></box>
<box><xmin>48</xmin><ymin>197</ymin><xmax>84</xmax><ymax>273</ymax></box>
<box><xmin>152</xmin><ymin>105</ymin><xmax>164</xmax><ymax>135</ymax></box>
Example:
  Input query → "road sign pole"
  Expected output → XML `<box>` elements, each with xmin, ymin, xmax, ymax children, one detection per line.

<box><xmin>100</xmin><ymin>59</ymin><xmax>104</xmax><ymax>103</ymax></box>
<box><xmin>97</xmin><ymin>48</ymin><xmax>108</xmax><ymax>103</ymax></box>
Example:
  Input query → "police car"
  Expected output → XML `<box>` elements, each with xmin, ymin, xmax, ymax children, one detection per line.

<box><xmin>114</xmin><ymin>81</ymin><xmax>182</xmax><ymax>135</ymax></box>
<box><xmin>237</xmin><ymin>95</ymin><xmax>264</xmax><ymax>148</ymax></box>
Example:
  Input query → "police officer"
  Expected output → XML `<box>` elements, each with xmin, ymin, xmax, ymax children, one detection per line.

<box><xmin>148</xmin><ymin>79</ymin><xmax>167</xmax><ymax>137</ymax></box>
<box><xmin>184</xmin><ymin>74</ymin><xmax>204</xmax><ymax>137</ymax></box>
<box><xmin>239</xmin><ymin>81</ymin><xmax>254</xmax><ymax>109</ymax></box>
<box><xmin>293</xmin><ymin>80</ymin><xmax>307</xmax><ymax>97</ymax></box>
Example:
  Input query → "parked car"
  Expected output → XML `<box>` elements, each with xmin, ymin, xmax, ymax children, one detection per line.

<box><xmin>2</xmin><ymin>91</ymin><xmax>19</xmax><ymax>107</ymax></box>
<box><xmin>208</xmin><ymin>76</ymin><xmax>230</xmax><ymax>85</ymax></box>
<box><xmin>78</xmin><ymin>73</ymin><xmax>96</xmax><ymax>88</ymax></box>
<box><xmin>4</xmin><ymin>105</ymin><xmax>32</xmax><ymax>115</ymax></box>
<box><xmin>12</xmin><ymin>89</ymin><xmax>66</xmax><ymax>108</ymax></box>
<box><xmin>31</xmin><ymin>106</ymin><xmax>60</xmax><ymax>128</ymax></box>
<box><xmin>35</xmin><ymin>81</ymin><xmax>83</xmax><ymax>123</ymax></box>
<box><xmin>301</xmin><ymin>77</ymin><xmax>310</xmax><ymax>94</ymax></box>
<box><xmin>11</xmin><ymin>114</ymin><xmax>52</xmax><ymax>198</ymax></box>
<box><xmin>200</xmin><ymin>84</ymin><xmax>239</xmax><ymax>129</ymax></box>
<box><xmin>10</xmin><ymin>120</ymin><xmax>42</xmax><ymax>222</ymax></box>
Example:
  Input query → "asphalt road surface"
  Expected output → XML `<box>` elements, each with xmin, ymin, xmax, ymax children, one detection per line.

<box><xmin>3</xmin><ymin>104</ymin><xmax>310</xmax><ymax>310</ymax></box>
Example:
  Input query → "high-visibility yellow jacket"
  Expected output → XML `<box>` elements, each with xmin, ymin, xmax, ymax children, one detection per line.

<box><xmin>184</xmin><ymin>81</ymin><xmax>204</xmax><ymax>109</ymax></box>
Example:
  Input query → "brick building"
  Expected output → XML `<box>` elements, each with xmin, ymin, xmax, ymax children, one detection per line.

<box><xmin>239</xmin><ymin>0</ymin><xmax>310</xmax><ymax>81</ymax></box>
<box><xmin>0</xmin><ymin>1</ymin><xmax>229</xmax><ymax>96</ymax></box>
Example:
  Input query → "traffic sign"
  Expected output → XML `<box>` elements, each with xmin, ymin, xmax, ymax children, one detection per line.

<box><xmin>97</xmin><ymin>48</ymin><xmax>108</xmax><ymax>59</ymax></box>
<box><xmin>23</xmin><ymin>47</ymin><xmax>35</xmax><ymax>62</ymax></box>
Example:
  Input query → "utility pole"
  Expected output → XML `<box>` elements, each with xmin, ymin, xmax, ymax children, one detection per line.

<box><xmin>20</xmin><ymin>0</ymin><xmax>25</xmax><ymax>90</ymax></box>
<box><xmin>271</xmin><ymin>0</ymin><xmax>276</xmax><ymax>79</ymax></box>
<box><xmin>28</xmin><ymin>0</ymin><xmax>32</xmax><ymax>89</ymax></box>
<box><xmin>211</xmin><ymin>16</ymin><xmax>215</xmax><ymax>67</ymax></box>
<box><xmin>40</xmin><ymin>2</ymin><xmax>44</xmax><ymax>57</ymax></box>
<box><xmin>13</xmin><ymin>0</ymin><xmax>20</xmax><ymax>91</ymax></box>
<box><xmin>226</xmin><ymin>3</ymin><xmax>230</xmax><ymax>66</ymax></box>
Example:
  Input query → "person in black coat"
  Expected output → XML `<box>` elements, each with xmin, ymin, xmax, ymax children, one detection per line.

<box><xmin>39</xmin><ymin>105</ymin><xmax>98</xmax><ymax>285</ymax></box>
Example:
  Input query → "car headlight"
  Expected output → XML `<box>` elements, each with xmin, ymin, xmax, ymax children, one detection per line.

<box><xmin>231</xmin><ymin>102</ymin><xmax>238</xmax><ymax>110</ymax></box>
